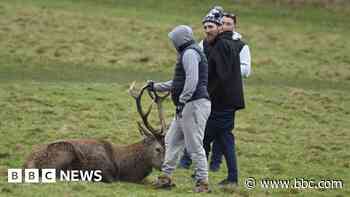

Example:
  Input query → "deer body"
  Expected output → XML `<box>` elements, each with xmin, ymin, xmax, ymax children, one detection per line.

<box><xmin>23</xmin><ymin>83</ymin><xmax>168</xmax><ymax>183</ymax></box>
<box><xmin>24</xmin><ymin>138</ymin><xmax>163</xmax><ymax>183</ymax></box>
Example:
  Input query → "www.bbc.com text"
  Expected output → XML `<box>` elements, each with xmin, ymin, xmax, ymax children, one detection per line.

<box><xmin>245</xmin><ymin>177</ymin><xmax>344</xmax><ymax>190</ymax></box>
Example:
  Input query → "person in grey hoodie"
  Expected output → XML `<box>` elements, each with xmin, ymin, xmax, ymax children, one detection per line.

<box><xmin>150</xmin><ymin>25</ymin><xmax>211</xmax><ymax>193</ymax></box>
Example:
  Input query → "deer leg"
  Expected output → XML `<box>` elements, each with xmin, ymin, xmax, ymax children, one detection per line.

<box><xmin>102</xmin><ymin>159</ymin><xmax>120</xmax><ymax>182</ymax></box>
<box><xmin>83</xmin><ymin>154</ymin><xmax>119</xmax><ymax>183</ymax></box>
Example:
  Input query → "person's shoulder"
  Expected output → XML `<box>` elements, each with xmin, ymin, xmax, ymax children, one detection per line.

<box><xmin>232</xmin><ymin>32</ymin><xmax>242</xmax><ymax>40</ymax></box>
<box><xmin>233</xmin><ymin>32</ymin><xmax>249</xmax><ymax>46</ymax></box>
<box><xmin>214</xmin><ymin>35</ymin><xmax>231</xmax><ymax>49</ymax></box>
<box><xmin>237</xmin><ymin>39</ymin><xmax>249</xmax><ymax>51</ymax></box>
<box><xmin>184</xmin><ymin>48</ymin><xmax>198</xmax><ymax>54</ymax></box>
<box><xmin>223</xmin><ymin>32</ymin><xmax>246</xmax><ymax>48</ymax></box>
<box><xmin>183</xmin><ymin>48</ymin><xmax>200</xmax><ymax>59</ymax></box>
<box><xmin>233</xmin><ymin>39</ymin><xmax>246</xmax><ymax>46</ymax></box>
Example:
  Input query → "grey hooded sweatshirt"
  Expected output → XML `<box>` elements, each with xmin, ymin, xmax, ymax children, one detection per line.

<box><xmin>154</xmin><ymin>25</ymin><xmax>208</xmax><ymax>104</ymax></box>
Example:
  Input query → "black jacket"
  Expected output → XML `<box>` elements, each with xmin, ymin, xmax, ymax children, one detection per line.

<box><xmin>207</xmin><ymin>31</ymin><xmax>246</xmax><ymax>111</ymax></box>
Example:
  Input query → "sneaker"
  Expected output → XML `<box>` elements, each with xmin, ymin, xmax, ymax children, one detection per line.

<box><xmin>193</xmin><ymin>180</ymin><xmax>211</xmax><ymax>193</ymax></box>
<box><xmin>153</xmin><ymin>175</ymin><xmax>176</xmax><ymax>190</ymax></box>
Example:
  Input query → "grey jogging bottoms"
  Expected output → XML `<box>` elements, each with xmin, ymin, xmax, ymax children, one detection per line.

<box><xmin>162</xmin><ymin>98</ymin><xmax>211</xmax><ymax>182</ymax></box>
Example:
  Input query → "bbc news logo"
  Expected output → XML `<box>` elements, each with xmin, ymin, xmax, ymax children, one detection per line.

<box><xmin>8</xmin><ymin>169</ymin><xmax>102</xmax><ymax>183</ymax></box>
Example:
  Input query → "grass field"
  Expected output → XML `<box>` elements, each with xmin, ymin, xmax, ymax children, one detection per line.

<box><xmin>0</xmin><ymin>0</ymin><xmax>349</xmax><ymax>196</ymax></box>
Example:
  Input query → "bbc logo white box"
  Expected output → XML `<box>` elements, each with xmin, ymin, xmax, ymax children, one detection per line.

<box><xmin>25</xmin><ymin>169</ymin><xmax>39</xmax><ymax>183</ymax></box>
<box><xmin>8</xmin><ymin>169</ymin><xmax>22</xmax><ymax>183</ymax></box>
<box><xmin>41</xmin><ymin>169</ymin><xmax>56</xmax><ymax>183</ymax></box>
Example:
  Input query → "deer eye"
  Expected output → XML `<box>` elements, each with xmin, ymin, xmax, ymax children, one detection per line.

<box><xmin>155</xmin><ymin>147</ymin><xmax>162</xmax><ymax>153</ymax></box>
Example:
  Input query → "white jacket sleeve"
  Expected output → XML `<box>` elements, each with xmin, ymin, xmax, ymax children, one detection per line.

<box><xmin>240</xmin><ymin>45</ymin><xmax>251</xmax><ymax>78</ymax></box>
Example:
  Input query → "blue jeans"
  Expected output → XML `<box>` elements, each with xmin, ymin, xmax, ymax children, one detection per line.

<box><xmin>210</xmin><ymin>140</ymin><xmax>223</xmax><ymax>168</ymax></box>
<box><xmin>203</xmin><ymin>109</ymin><xmax>237</xmax><ymax>183</ymax></box>
<box><xmin>179</xmin><ymin>149</ymin><xmax>192</xmax><ymax>168</ymax></box>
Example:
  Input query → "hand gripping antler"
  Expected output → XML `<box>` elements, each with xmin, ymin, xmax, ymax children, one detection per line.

<box><xmin>128</xmin><ymin>82</ymin><xmax>169</xmax><ymax>139</ymax></box>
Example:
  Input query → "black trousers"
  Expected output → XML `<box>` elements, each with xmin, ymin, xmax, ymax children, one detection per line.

<box><xmin>203</xmin><ymin>109</ymin><xmax>238</xmax><ymax>182</ymax></box>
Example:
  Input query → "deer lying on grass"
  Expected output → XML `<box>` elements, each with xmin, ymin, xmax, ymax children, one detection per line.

<box><xmin>23</xmin><ymin>83</ymin><xmax>169</xmax><ymax>183</ymax></box>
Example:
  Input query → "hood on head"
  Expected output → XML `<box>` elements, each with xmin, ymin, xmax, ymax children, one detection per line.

<box><xmin>168</xmin><ymin>25</ymin><xmax>194</xmax><ymax>50</ymax></box>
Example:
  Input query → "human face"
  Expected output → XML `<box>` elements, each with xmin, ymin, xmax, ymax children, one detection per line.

<box><xmin>222</xmin><ymin>16</ymin><xmax>235</xmax><ymax>32</ymax></box>
<box><xmin>203</xmin><ymin>22</ymin><xmax>221</xmax><ymax>43</ymax></box>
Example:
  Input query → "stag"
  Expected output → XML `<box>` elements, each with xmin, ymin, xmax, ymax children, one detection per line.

<box><xmin>23</xmin><ymin>83</ymin><xmax>169</xmax><ymax>183</ymax></box>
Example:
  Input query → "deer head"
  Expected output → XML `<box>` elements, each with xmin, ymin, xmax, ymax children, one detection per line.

<box><xmin>128</xmin><ymin>82</ymin><xmax>169</xmax><ymax>169</ymax></box>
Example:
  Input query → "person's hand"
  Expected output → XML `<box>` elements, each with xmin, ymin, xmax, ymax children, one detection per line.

<box><xmin>146</xmin><ymin>80</ymin><xmax>155</xmax><ymax>91</ymax></box>
<box><xmin>176</xmin><ymin>102</ymin><xmax>185</xmax><ymax>119</ymax></box>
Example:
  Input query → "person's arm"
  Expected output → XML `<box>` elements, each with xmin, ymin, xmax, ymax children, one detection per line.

<box><xmin>154</xmin><ymin>80</ymin><xmax>173</xmax><ymax>92</ymax></box>
<box><xmin>240</xmin><ymin>45</ymin><xmax>251</xmax><ymax>78</ymax></box>
<box><xmin>178</xmin><ymin>49</ymin><xmax>200</xmax><ymax>104</ymax></box>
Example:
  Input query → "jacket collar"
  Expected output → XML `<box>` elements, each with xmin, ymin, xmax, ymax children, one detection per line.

<box><xmin>210</xmin><ymin>31</ymin><xmax>233</xmax><ymax>45</ymax></box>
<box><xmin>219</xmin><ymin>31</ymin><xmax>233</xmax><ymax>40</ymax></box>
<box><xmin>178</xmin><ymin>40</ymin><xmax>195</xmax><ymax>53</ymax></box>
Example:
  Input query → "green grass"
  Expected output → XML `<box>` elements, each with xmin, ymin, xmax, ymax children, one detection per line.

<box><xmin>0</xmin><ymin>0</ymin><xmax>349</xmax><ymax>196</ymax></box>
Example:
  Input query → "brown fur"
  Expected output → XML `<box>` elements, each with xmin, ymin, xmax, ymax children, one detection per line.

<box><xmin>23</xmin><ymin>137</ymin><xmax>164</xmax><ymax>183</ymax></box>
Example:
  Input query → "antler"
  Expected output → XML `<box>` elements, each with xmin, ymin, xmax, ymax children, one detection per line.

<box><xmin>146</xmin><ymin>85</ymin><xmax>169</xmax><ymax>134</ymax></box>
<box><xmin>128</xmin><ymin>82</ymin><xmax>169</xmax><ymax>139</ymax></box>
